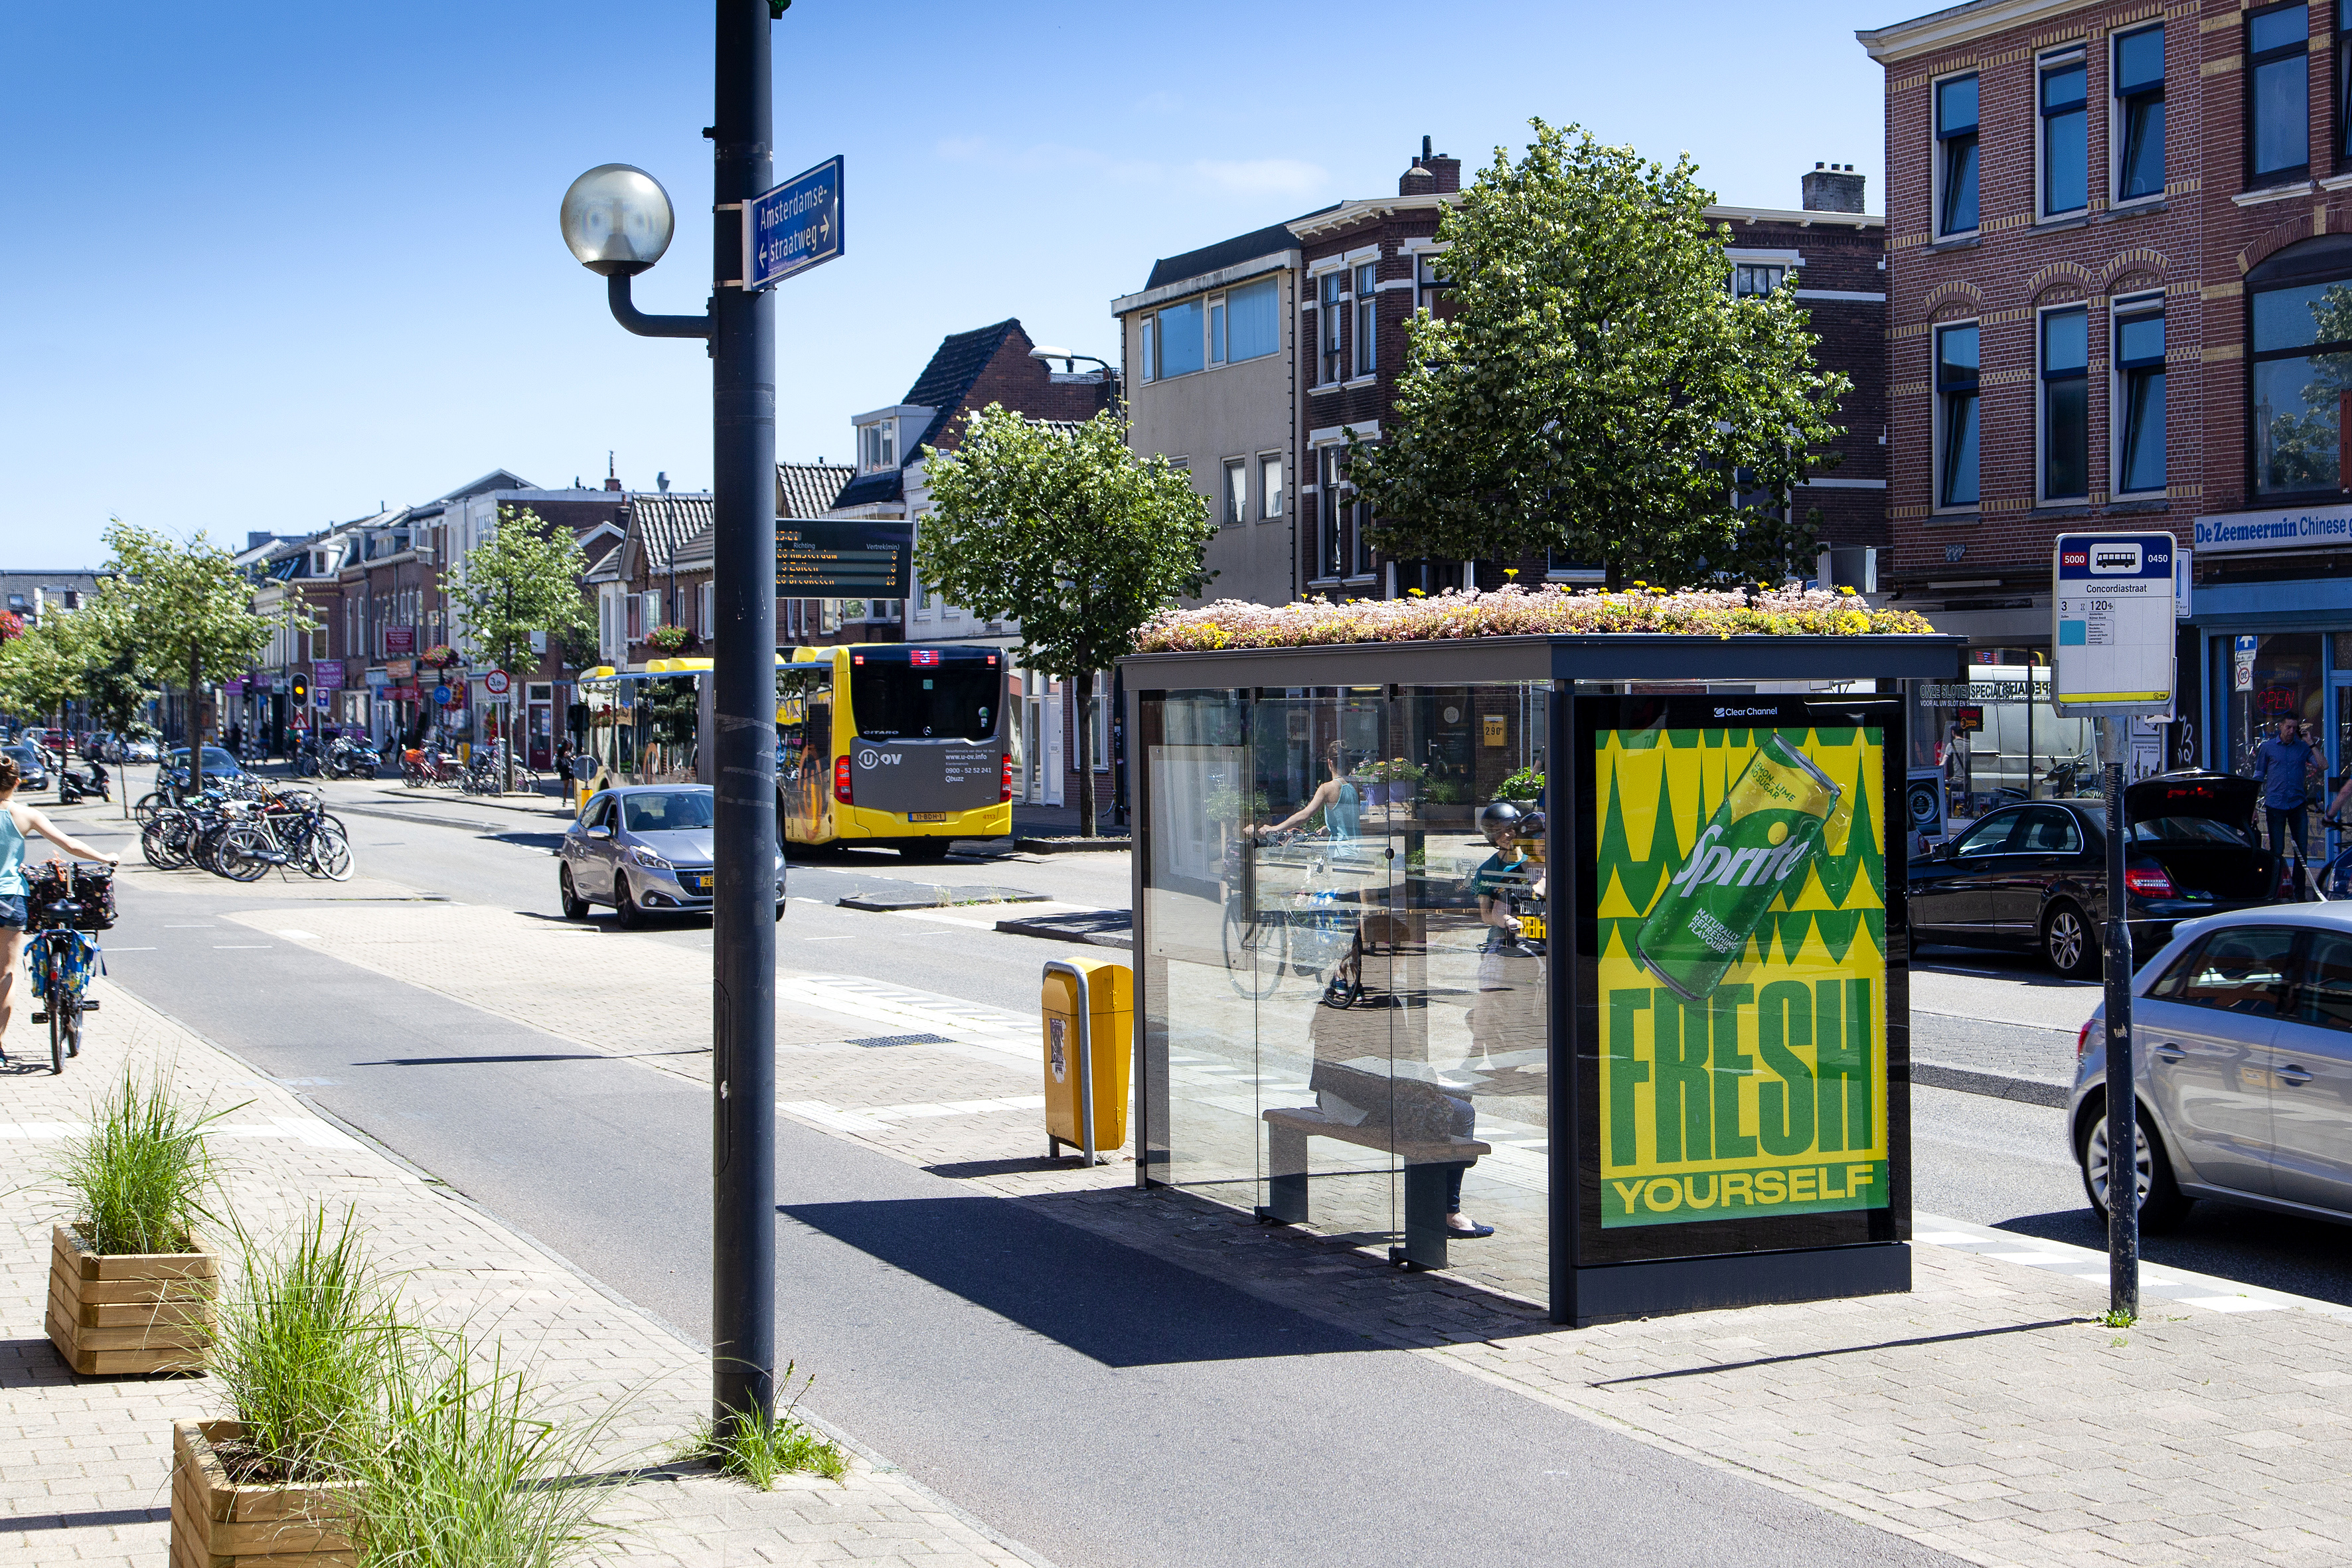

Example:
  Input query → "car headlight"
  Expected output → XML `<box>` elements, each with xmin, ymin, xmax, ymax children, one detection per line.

<box><xmin>629</xmin><ymin>846</ymin><xmax>673</xmax><ymax>870</ymax></box>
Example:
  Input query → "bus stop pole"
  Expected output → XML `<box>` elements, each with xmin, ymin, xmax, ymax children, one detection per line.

<box><xmin>2102</xmin><ymin>759</ymin><xmax>2139</xmax><ymax>1320</ymax></box>
<box><xmin>710</xmin><ymin>0</ymin><xmax>779</xmax><ymax>1430</ymax></box>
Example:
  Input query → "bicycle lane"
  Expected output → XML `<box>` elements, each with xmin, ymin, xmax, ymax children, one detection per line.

<box><xmin>90</xmin><ymin>896</ymin><xmax>1960</xmax><ymax>1568</ymax></box>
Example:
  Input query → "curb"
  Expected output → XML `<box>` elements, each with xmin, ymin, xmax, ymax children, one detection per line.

<box><xmin>994</xmin><ymin>911</ymin><xmax>1134</xmax><ymax>949</ymax></box>
<box><xmin>837</xmin><ymin>885</ymin><xmax>1049</xmax><ymax>912</ymax></box>
<box><xmin>1012</xmin><ymin>836</ymin><xmax>1131</xmax><ymax>854</ymax></box>
<box><xmin>1913</xmin><ymin>1061</ymin><xmax>2070</xmax><ymax>1107</ymax></box>
<box><xmin>333</xmin><ymin>801</ymin><xmax>558</xmax><ymax>836</ymax></box>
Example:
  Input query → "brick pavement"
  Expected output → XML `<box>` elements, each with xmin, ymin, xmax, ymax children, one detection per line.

<box><xmin>0</xmin><ymin>984</ymin><xmax>1037</xmax><ymax>1568</ymax></box>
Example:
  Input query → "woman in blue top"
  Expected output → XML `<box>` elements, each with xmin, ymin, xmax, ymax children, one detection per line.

<box><xmin>1263</xmin><ymin>744</ymin><xmax>1360</xmax><ymax>840</ymax></box>
<box><xmin>0</xmin><ymin>754</ymin><xmax>118</xmax><ymax>1053</ymax></box>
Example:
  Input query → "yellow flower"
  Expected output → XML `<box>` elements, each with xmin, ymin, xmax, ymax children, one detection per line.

<box><xmin>1837</xmin><ymin>610</ymin><xmax>1870</xmax><ymax>635</ymax></box>
<box><xmin>1503</xmin><ymin>568</ymin><xmax>1520</xmax><ymax>580</ymax></box>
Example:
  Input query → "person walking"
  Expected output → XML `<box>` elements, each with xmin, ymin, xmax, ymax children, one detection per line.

<box><xmin>2252</xmin><ymin>716</ymin><xmax>2322</xmax><ymax>897</ymax></box>
<box><xmin>0</xmin><ymin>755</ymin><xmax>118</xmax><ymax>1053</ymax></box>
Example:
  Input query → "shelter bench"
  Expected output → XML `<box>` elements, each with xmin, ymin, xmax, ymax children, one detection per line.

<box><xmin>1259</xmin><ymin>1106</ymin><xmax>1492</xmax><ymax>1270</ymax></box>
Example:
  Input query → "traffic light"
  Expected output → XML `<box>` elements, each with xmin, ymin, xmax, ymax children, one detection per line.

<box><xmin>290</xmin><ymin>676</ymin><xmax>309</xmax><ymax>706</ymax></box>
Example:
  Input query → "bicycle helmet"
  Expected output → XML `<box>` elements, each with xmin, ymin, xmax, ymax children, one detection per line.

<box><xmin>1477</xmin><ymin>801</ymin><xmax>1524</xmax><ymax>845</ymax></box>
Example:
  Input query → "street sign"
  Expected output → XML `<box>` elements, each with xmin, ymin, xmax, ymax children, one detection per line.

<box><xmin>775</xmin><ymin>517</ymin><xmax>909</xmax><ymax>595</ymax></box>
<box><xmin>433</xmin><ymin>685</ymin><xmax>455</xmax><ymax>707</ymax></box>
<box><xmin>483</xmin><ymin>670</ymin><xmax>511</xmax><ymax>696</ymax></box>
<box><xmin>2051</xmin><ymin>532</ymin><xmax>2175</xmax><ymax>713</ymax></box>
<box><xmin>745</xmin><ymin>155</ymin><xmax>843</xmax><ymax>291</ymax></box>
<box><xmin>2235</xmin><ymin>633</ymin><xmax>2258</xmax><ymax>693</ymax></box>
<box><xmin>385</xmin><ymin>626</ymin><xmax>415</xmax><ymax>656</ymax></box>
<box><xmin>313</xmin><ymin>661</ymin><xmax>344</xmax><ymax>691</ymax></box>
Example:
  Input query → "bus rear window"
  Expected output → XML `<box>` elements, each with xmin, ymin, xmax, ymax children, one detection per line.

<box><xmin>848</xmin><ymin>663</ymin><xmax>998</xmax><ymax>740</ymax></box>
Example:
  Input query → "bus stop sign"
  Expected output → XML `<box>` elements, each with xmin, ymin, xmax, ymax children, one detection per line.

<box><xmin>2051</xmin><ymin>532</ymin><xmax>2175</xmax><ymax>714</ymax></box>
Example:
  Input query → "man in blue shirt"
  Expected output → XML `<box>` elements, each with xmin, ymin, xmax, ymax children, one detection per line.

<box><xmin>2252</xmin><ymin>716</ymin><xmax>2321</xmax><ymax>882</ymax></box>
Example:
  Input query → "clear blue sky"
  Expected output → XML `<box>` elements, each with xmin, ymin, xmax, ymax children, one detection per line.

<box><xmin>0</xmin><ymin>1</ymin><xmax>1897</xmax><ymax>566</ymax></box>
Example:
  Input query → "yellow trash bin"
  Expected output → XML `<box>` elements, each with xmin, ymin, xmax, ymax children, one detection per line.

<box><xmin>1041</xmin><ymin>958</ymin><xmax>1131</xmax><ymax>1163</ymax></box>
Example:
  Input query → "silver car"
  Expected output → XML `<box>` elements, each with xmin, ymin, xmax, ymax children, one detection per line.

<box><xmin>558</xmin><ymin>785</ymin><xmax>785</xmax><ymax>927</ymax></box>
<box><xmin>2072</xmin><ymin>903</ymin><xmax>2352</xmax><ymax>1231</ymax></box>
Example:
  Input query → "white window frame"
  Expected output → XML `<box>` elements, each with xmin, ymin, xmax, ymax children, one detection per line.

<box><xmin>1222</xmin><ymin>457</ymin><xmax>1247</xmax><ymax>526</ymax></box>
<box><xmin>2110</xmin><ymin>290</ymin><xmax>2168</xmax><ymax>499</ymax></box>
<box><xmin>2035</xmin><ymin>45</ymin><xmax>2090</xmax><ymax>222</ymax></box>
<box><xmin>1932</xmin><ymin>68</ymin><xmax>1983</xmax><ymax>242</ymax></box>
<box><xmin>698</xmin><ymin>581</ymin><xmax>714</xmax><ymax>633</ymax></box>
<box><xmin>1260</xmin><ymin>453</ymin><xmax>1284</xmax><ymax>520</ymax></box>
<box><xmin>2109</xmin><ymin>23</ymin><xmax>2167</xmax><ymax>210</ymax></box>
<box><xmin>1933</xmin><ymin>318</ymin><xmax>1983</xmax><ymax>516</ymax></box>
<box><xmin>1139</xmin><ymin>312</ymin><xmax>1156</xmax><ymax>382</ymax></box>
<box><xmin>1318</xmin><ymin>271</ymin><xmax>1348</xmax><ymax>385</ymax></box>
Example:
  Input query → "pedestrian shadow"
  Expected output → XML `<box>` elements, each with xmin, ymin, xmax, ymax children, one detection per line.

<box><xmin>779</xmin><ymin>1193</ymin><xmax>1385</xmax><ymax>1367</ymax></box>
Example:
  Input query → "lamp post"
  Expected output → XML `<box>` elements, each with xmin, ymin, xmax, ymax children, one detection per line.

<box><xmin>559</xmin><ymin>3</ymin><xmax>780</xmax><ymax>1433</ymax></box>
<box><xmin>1026</xmin><ymin>347</ymin><xmax>1129</xmax><ymax>826</ymax></box>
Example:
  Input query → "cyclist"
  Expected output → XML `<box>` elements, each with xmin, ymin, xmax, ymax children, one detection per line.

<box><xmin>0</xmin><ymin>754</ymin><xmax>118</xmax><ymax>1054</ymax></box>
<box><xmin>1261</xmin><ymin>743</ymin><xmax>1361</xmax><ymax>840</ymax></box>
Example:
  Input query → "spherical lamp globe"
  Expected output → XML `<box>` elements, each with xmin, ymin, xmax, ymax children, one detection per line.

<box><xmin>559</xmin><ymin>164</ymin><xmax>676</xmax><ymax>277</ymax></box>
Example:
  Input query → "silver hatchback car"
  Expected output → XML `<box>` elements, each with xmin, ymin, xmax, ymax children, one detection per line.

<box><xmin>2071</xmin><ymin>903</ymin><xmax>2352</xmax><ymax>1231</ymax></box>
<box><xmin>558</xmin><ymin>785</ymin><xmax>785</xmax><ymax>927</ymax></box>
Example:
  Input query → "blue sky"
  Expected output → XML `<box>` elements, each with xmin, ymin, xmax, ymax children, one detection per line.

<box><xmin>1</xmin><ymin>1</ymin><xmax>1897</xmax><ymax>566</ymax></box>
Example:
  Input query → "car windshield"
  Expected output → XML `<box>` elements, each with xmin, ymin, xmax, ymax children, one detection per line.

<box><xmin>169</xmin><ymin>747</ymin><xmax>241</xmax><ymax>773</ymax></box>
<box><xmin>3</xmin><ymin>747</ymin><xmax>36</xmax><ymax>766</ymax></box>
<box><xmin>621</xmin><ymin>791</ymin><xmax>714</xmax><ymax>832</ymax></box>
<box><xmin>848</xmin><ymin>659</ymin><xmax>998</xmax><ymax>740</ymax></box>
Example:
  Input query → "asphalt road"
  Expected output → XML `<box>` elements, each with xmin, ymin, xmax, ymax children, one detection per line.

<box><xmin>68</xmin><ymin>810</ymin><xmax>1958</xmax><ymax>1568</ymax></box>
<box><xmin>40</xmin><ymin>785</ymin><xmax>2352</xmax><ymax>1563</ymax></box>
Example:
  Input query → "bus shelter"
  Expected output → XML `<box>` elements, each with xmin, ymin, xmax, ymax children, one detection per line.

<box><xmin>1122</xmin><ymin>630</ymin><xmax>1965</xmax><ymax>1326</ymax></box>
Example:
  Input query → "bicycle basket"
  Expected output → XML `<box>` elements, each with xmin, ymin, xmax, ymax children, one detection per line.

<box><xmin>24</xmin><ymin>863</ymin><xmax>72</xmax><ymax>926</ymax></box>
<box><xmin>68</xmin><ymin>864</ymin><xmax>116</xmax><ymax>930</ymax></box>
<box><xmin>27</xmin><ymin>929</ymin><xmax>98</xmax><ymax>1000</ymax></box>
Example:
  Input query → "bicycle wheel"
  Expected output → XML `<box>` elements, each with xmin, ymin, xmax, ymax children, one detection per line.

<box><xmin>62</xmin><ymin>996</ymin><xmax>80</xmax><ymax>1058</ymax></box>
<box><xmin>306</xmin><ymin>821</ymin><xmax>353</xmax><ymax>881</ymax></box>
<box><xmin>216</xmin><ymin>824</ymin><xmax>274</xmax><ymax>882</ymax></box>
<box><xmin>142</xmin><ymin>814</ymin><xmax>191</xmax><ymax>871</ymax></box>
<box><xmin>1221</xmin><ymin>898</ymin><xmax>1286</xmax><ymax>999</ymax></box>
<box><xmin>48</xmin><ymin>1000</ymin><xmax>63</xmax><ymax>1075</ymax></box>
<box><xmin>132</xmin><ymin>791</ymin><xmax>163</xmax><ymax>826</ymax></box>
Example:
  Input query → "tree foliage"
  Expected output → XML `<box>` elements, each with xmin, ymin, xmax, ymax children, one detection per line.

<box><xmin>0</xmin><ymin>612</ymin><xmax>89</xmax><ymax>730</ymax></box>
<box><xmin>916</xmin><ymin>406</ymin><xmax>1215</xmax><ymax>834</ymax></box>
<box><xmin>443</xmin><ymin>507</ymin><xmax>596</xmax><ymax>678</ymax></box>
<box><xmin>1347</xmin><ymin>120</ymin><xmax>1851</xmax><ymax>589</ymax></box>
<box><xmin>92</xmin><ymin>520</ymin><xmax>306</xmax><ymax>794</ymax></box>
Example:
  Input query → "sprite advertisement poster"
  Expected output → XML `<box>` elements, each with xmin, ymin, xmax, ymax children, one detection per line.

<box><xmin>1594</xmin><ymin>722</ymin><xmax>1888</xmax><ymax>1229</ymax></box>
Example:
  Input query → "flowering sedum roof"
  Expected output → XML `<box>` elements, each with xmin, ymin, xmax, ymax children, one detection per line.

<box><xmin>1135</xmin><ymin>583</ymin><xmax>1936</xmax><ymax>653</ymax></box>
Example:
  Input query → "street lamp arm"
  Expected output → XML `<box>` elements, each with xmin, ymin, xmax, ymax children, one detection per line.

<box><xmin>608</xmin><ymin>273</ymin><xmax>712</xmax><ymax>340</ymax></box>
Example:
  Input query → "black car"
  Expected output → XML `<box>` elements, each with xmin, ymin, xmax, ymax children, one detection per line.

<box><xmin>1904</xmin><ymin>771</ymin><xmax>2280</xmax><ymax>978</ymax></box>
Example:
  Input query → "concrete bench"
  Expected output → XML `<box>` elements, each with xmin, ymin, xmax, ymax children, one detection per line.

<box><xmin>1259</xmin><ymin>1106</ymin><xmax>1493</xmax><ymax>1270</ymax></box>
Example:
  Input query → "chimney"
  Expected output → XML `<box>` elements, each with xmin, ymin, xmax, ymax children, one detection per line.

<box><xmin>1403</xmin><ymin>135</ymin><xmax>1460</xmax><ymax>196</ymax></box>
<box><xmin>246</xmin><ymin>531</ymin><xmax>274</xmax><ymax>552</ymax></box>
<box><xmin>1801</xmin><ymin>162</ymin><xmax>1866</xmax><ymax>214</ymax></box>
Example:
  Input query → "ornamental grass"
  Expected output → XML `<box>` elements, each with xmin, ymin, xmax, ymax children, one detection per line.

<box><xmin>1134</xmin><ymin>582</ymin><xmax>1936</xmax><ymax>653</ymax></box>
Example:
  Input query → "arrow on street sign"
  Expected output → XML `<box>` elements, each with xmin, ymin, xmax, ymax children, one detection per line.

<box><xmin>744</xmin><ymin>155</ymin><xmax>843</xmax><ymax>291</ymax></box>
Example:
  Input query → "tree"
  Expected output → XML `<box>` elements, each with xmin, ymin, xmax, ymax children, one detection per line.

<box><xmin>0</xmin><ymin>613</ymin><xmax>89</xmax><ymax>742</ymax></box>
<box><xmin>1347</xmin><ymin>120</ymin><xmax>1851</xmax><ymax>589</ymax></box>
<box><xmin>916</xmin><ymin>405</ymin><xmax>1215</xmax><ymax>836</ymax></box>
<box><xmin>92</xmin><ymin>520</ymin><xmax>303</xmax><ymax>798</ymax></box>
<box><xmin>444</xmin><ymin>507</ymin><xmax>595</xmax><ymax>791</ymax></box>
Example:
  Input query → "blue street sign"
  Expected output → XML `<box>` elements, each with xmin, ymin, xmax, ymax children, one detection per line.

<box><xmin>433</xmin><ymin>684</ymin><xmax>455</xmax><ymax>707</ymax></box>
<box><xmin>745</xmin><ymin>155</ymin><xmax>844</xmax><ymax>291</ymax></box>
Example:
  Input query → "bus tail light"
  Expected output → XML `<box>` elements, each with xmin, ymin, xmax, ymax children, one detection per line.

<box><xmin>1001</xmin><ymin>753</ymin><xmax>1014</xmax><ymax>803</ymax></box>
<box><xmin>834</xmin><ymin>756</ymin><xmax>852</xmax><ymax>805</ymax></box>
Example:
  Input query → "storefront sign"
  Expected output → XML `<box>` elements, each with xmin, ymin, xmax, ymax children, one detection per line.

<box><xmin>2193</xmin><ymin>504</ymin><xmax>2352</xmax><ymax>555</ymax></box>
<box><xmin>1591</xmin><ymin>715</ymin><xmax>1891</xmax><ymax>1232</ymax></box>
<box><xmin>364</xmin><ymin>668</ymin><xmax>391</xmax><ymax>688</ymax></box>
<box><xmin>385</xmin><ymin>626</ymin><xmax>416</xmax><ymax>655</ymax></box>
<box><xmin>2051</xmin><ymin>532</ymin><xmax>2175</xmax><ymax>713</ymax></box>
<box><xmin>1918</xmin><ymin>680</ymin><xmax>2033</xmax><ymax>705</ymax></box>
<box><xmin>385</xmin><ymin>686</ymin><xmax>419</xmax><ymax>702</ymax></box>
<box><xmin>386</xmin><ymin>659</ymin><xmax>414</xmax><ymax>680</ymax></box>
<box><xmin>312</xmin><ymin>661</ymin><xmax>343</xmax><ymax>691</ymax></box>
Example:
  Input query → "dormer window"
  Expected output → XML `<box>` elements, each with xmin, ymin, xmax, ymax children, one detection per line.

<box><xmin>860</xmin><ymin>421</ymin><xmax>896</xmax><ymax>472</ymax></box>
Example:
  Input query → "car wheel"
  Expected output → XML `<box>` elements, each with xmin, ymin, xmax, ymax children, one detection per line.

<box><xmin>2078</xmin><ymin>1100</ymin><xmax>2193</xmax><ymax>1233</ymax></box>
<box><xmin>2043</xmin><ymin>903</ymin><xmax>2100</xmax><ymax>980</ymax></box>
<box><xmin>615</xmin><ymin>874</ymin><xmax>645</xmax><ymax>929</ymax></box>
<box><xmin>559</xmin><ymin>865</ymin><xmax>588</xmax><ymax>921</ymax></box>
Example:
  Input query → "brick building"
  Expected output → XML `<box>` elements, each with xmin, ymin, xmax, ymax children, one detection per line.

<box><xmin>1861</xmin><ymin>0</ymin><xmax>2352</xmax><ymax>781</ymax></box>
<box><xmin>1121</xmin><ymin>141</ymin><xmax>1889</xmax><ymax>605</ymax></box>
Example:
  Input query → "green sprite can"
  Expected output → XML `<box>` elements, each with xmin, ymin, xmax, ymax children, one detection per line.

<box><xmin>1634</xmin><ymin>732</ymin><xmax>1842</xmax><ymax>1002</ymax></box>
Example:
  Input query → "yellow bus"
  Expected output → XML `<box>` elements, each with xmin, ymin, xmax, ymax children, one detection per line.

<box><xmin>778</xmin><ymin>643</ymin><xmax>1010</xmax><ymax>859</ymax></box>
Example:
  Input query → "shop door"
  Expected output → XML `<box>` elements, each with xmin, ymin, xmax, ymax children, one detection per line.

<box><xmin>2330</xmin><ymin>676</ymin><xmax>2352</xmax><ymax>860</ymax></box>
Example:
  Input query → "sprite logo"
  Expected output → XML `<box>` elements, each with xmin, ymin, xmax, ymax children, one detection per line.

<box><xmin>1667</xmin><ymin>820</ymin><xmax>1813</xmax><ymax>899</ymax></box>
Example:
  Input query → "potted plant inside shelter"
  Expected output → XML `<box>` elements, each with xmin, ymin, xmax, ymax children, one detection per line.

<box><xmin>46</xmin><ymin>1069</ymin><xmax>230</xmax><ymax>1377</ymax></box>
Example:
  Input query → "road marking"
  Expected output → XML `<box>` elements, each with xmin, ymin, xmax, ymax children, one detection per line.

<box><xmin>212</xmin><ymin>944</ymin><xmax>274</xmax><ymax>949</ymax></box>
<box><xmin>275</xmin><ymin>929</ymin><xmax>321</xmax><ymax>941</ymax></box>
<box><xmin>781</xmin><ymin>1095</ymin><xmax>1048</xmax><ymax>1135</ymax></box>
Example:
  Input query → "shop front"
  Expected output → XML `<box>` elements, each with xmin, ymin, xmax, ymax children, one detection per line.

<box><xmin>1125</xmin><ymin>629</ymin><xmax>1962</xmax><ymax>1326</ymax></box>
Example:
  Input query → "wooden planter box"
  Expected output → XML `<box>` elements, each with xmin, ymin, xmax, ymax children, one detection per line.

<box><xmin>45</xmin><ymin>1223</ymin><xmax>216</xmax><ymax>1375</ymax></box>
<box><xmin>172</xmin><ymin>1419</ymin><xmax>356</xmax><ymax>1568</ymax></box>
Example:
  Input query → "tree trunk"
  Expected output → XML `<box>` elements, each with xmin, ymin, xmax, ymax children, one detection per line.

<box><xmin>1077</xmin><ymin>672</ymin><xmax>1097</xmax><ymax>838</ymax></box>
<box><xmin>187</xmin><ymin>652</ymin><xmax>203</xmax><ymax>799</ymax></box>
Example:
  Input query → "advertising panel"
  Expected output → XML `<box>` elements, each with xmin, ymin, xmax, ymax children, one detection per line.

<box><xmin>1579</xmin><ymin>695</ymin><xmax>1905</xmax><ymax>1262</ymax></box>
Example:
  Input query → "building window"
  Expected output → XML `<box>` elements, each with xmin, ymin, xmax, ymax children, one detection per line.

<box><xmin>859</xmin><ymin>422</ymin><xmax>894</xmax><ymax>472</ymax></box>
<box><xmin>2040</xmin><ymin>307</ymin><xmax>2090</xmax><ymax>501</ymax></box>
<box><xmin>1223</xmin><ymin>458</ymin><xmax>1246</xmax><ymax>526</ymax></box>
<box><xmin>1226</xmin><ymin>277</ymin><xmax>1279</xmax><ymax>361</ymax></box>
<box><xmin>2250</xmin><ymin>3</ymin><xmax>2311</xmax><ymax>186</ymax></box>
<box><xmin>1139</xmin><ymin>313</ymin><xmax>1155</xmax><ymax>382</ymax></box>
<box><xmin>1415</xmin><ymin>252</ymin><xmax>1453</xmax><ymax>314</ymax></box>
<box><xmin>1354</xmin><ymin>263</ymin><xmax>1378</xmax><ymax>377</ymax></box>
<box><xmin>1208</xmin><ymin>294</ymin><xmax>1227</xmax><ymax>366</ymax></box>
<box><xmin>698</xmin><ymin>581</ymin><xmax>714</xmax><ymax>633</ymax></box>
<box><xmin>1156</xmin><ymin>298</ymin><xmax>1204</xmax><ymax>378</ymax></box>
<box><xmin>2114</xmin><ymin>25</ymin><xmax>2165</xmax><ymax>201</ymax></box>
<box><xmin>1261</xmin><ymin>453</ymin><xmax>1283</xmax><ymax>519</ymax></box>
<box><xmin>625</xmin><ymin>594</ymin><xmax>641</xmax><ymax>642</ymax></box>
<box><xmin>1315</xmin><ymin>448</ymin><xmax>1346</xmax><ymax>578</ymax></box>
<box><xmin>1732</xmin><ymin>263</ymin><xmax>1787</xmax><ymax>297</ymax></box>
<box><xmin>2342</xmin><ymin>0</ymin><xmax>2352</xmax><ymax>161</ymax></box>
<box><xmin>2039</xmin><ymin>50</ymin><xmax>2088</xmax><ymax>216</ymax></box>
<box><xmin>1936</xmin><ymin>322</ymin><xmax>1981</xmax><ymax>509</ymax></box>
<box><xmin>1351</xmin><ymin>491</ymin><xmax>1375</xmax><ymax>576</ymax></box>
<box><xmin>2115</xmin><ymin>303</ymin><xmax>2167</xmax><ymax>496</ymax></box>
<box><xmin>1320</xmin><ymin>272</ymin><xmax>1347</xmax><ymax>383</ymax></box>
<box><xmin>2249</xmin><ymin>237</ymin><xmax>2352</xmax><ymax>494</ymax></box>
<box><xmin>1936</xmin><ymin>74</ymin><xmax>1980</xmax><ymax>236</ymax></box>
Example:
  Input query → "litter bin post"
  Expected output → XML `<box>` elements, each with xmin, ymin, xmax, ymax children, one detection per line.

<box><xmin>1042</xmin><ymin>957</ymin><xmax>1133</xmax><ymax>1166</ymax></box>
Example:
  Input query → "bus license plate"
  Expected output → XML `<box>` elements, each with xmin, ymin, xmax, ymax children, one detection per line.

<box><xmin>908</xmin><ymin>812</ymin><xmax>949</xmax><ymax>823</ymax></box>
<box><xmin>1519</xmin><ymin>915</ymin><xmax>1545</xmax><ymax>941</ymax></box>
